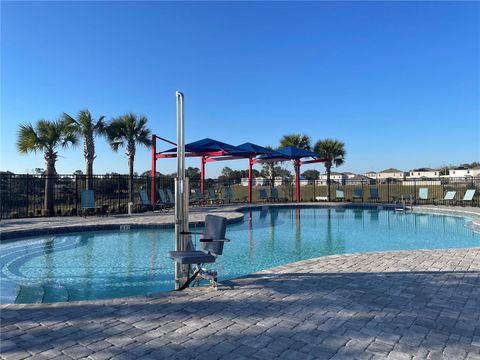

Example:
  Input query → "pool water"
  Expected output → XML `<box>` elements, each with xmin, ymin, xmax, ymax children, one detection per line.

<box><xmin>1</xmin><ymin>207</ymin><xmax>478</xmax><ymax>303</ymax></box>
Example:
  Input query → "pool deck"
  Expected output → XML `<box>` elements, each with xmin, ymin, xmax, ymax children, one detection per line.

<box><xmin>1</xmin><ymin>204</ymin><xmax>480</xmax><ymax>360</ymax></box>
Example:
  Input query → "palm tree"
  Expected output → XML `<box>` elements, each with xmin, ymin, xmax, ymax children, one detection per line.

<box><xmin>63</xmin><ymin>110</ymin><xmax>106</xmax><ymax>190</ymax></box>
<box><xmin>279</xmin><ymin>134</ymin><xmax>311</xmax><ymax>150</ymax></box>
<box><xmin>106</xmin><ymin>113</ymin><xmax>152</xmax><ymax>203</ymax></box>
<box><xmin>314</xmin><ymin>139</ymin><xmax>346</xmax><ymax>201</ymax></box>
<box><xmin>16</xmin><ymin>119</ymin><xmax>77</xmax><ymax>215</ymax></box>
<box><xmin>279</xmin><ymin>134</ymin><xmax>311</xmax><ymax>195</ymax></box>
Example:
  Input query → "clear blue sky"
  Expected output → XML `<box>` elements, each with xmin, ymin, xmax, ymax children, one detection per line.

<box><xmin>1</xmin><ymin>1</ymin><xmax>479</xmax><ymax>177</ymax></box>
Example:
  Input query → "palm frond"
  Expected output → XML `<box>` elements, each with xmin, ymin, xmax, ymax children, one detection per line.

<box><xmin>17</xmin><ymin>123</ymin><xmax>41</xmax><ymax>153</ymax></box>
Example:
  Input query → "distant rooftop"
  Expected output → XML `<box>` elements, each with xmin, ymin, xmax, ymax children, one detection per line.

<box><xmin>379</xmin><ymin>168</ymin><xmax>403</xmax><ymax>173</ymax></box>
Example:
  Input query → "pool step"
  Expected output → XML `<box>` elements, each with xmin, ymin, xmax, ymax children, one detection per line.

<box><xmin>15</xmin><ymin>285</ymin><xmax>45</xmax><ymax>304</ymax></box>
<box><xmin>43</xmin><ymin>284</ymin><xmax>69</xmax><ymax>303</ymax></box>
<box><xmin>15</xmin><ymin>284</ymin><xmax>69</xmax><ymax>303</ymax></box>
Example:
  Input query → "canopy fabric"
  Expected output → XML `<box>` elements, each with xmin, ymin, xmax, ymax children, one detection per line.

<box><xmin>161</xmin><ymin>138</ymin><xmax>246</xmax><ymax>155</ymax></box>
<box><xmin>257</xmin><ymin>146</ymin><xmax>319</xmax><ymax>161</ymax></box>
<box><xmin>236</xmin><ymin>142</ymin><xmax>280</xmax><ymax>156</ymax></box>
<box><xmin>277</xmin><ymin>146</ymin><xmax>319</xmax><ymax>159</ymax></box>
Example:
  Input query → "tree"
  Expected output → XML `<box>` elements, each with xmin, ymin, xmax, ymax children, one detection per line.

<box><xmin>314</xmin><ymin>139</ymin><xmax>346</xmax><ymax>201</ymax></box>
<box><xmin>186</xmin><ymin>167</ymin><xmax>201</xmax><ymax>181</ymax></box>
<box><xmin>279</xmin><ymin>134</ymin><xmax>311</xmax><ymax>190</ymax></box>
<box><xmin>63</xmin><ymin>110</ymin><xmax>106</xmax><ymax>190</ymax></box>
<box><xmin>301</xmin><ymin>169</ymin><xmax>320</xmax><ymax>180</ymax></box>
<box><xmin>17</xmin><ymin>119</ymin><xmax>77</xmax><ymax>214</ymax></box>
<box><xmin>106</xmin><ymin>113</ymin><xmax>152</xmax><ymax>203</ymax></box>
<box><xmin>279</xmin><ymin>134</ymin><xmax>311</xmax><ymax>150</ymax></box>
<box><xmin>260</xmin><ymin>146</ymin><xmax>281</xmax><ymax>186</ymax></box>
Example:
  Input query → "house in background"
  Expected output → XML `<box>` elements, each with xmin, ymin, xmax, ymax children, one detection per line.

<box><xmin>348</xmin><ymin>175</ymin><xmax>376</xmax><ymax>185</ymax></box>
<box><xmin>448</xmin><ymin>165</ymin><xmax>480</xmax><ymax>181</ymax></box>
<box><xmin>319</xmin><ymin>172</ymin><xmax>347</xmax><ymax>185</ymax></box>
<box><xmin>406</xmin><ymin>168</ymin><xmax>440</xmax><ymax>179</ymax></box>
<box><xmin>377</xmin><ymin>168</ymin><xmax>406</xmax><ymax>182</ymax></box>
<box><xmin>240</xmin><ymin>177</ymin><xmax>268</xmax><ymax>186</ymax></box>
<box><xmin>343</xmin><ymin>172</ymin><xmax>357</xmax><ymax>179</ymax></box>
<box><xmin>363</xmin><ymin>171</ymin><xmax>377</xmax><ymax>179</ymax></box>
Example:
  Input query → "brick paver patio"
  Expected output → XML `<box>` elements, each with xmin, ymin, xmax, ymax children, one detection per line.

<box><xmin>1</xmin><ymin>248</ymin><xmax>480</xmax><ymax>360</ymax></box>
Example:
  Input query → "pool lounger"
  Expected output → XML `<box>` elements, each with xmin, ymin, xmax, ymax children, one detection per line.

<box><xmin>168</xmin><ymin>215</ymin><xmax>230</xmax><ymax>290</ymax></box>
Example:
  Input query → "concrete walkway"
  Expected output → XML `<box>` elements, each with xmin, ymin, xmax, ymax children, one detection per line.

<box><xmin>1</xmin><ymin>248</ymin><xmax>480</xmax><ymax>360</ymax></box>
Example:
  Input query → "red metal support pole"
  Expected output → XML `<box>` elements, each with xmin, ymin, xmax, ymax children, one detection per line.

<box><xmin>200</xmin><ymin>156</ymin><xmax>206</xmax><ymax>195</ymax></box>
<box><xmin>151</xmin><ymin>134</ymin><xmax>156</xmax><ymax>205</ymax></box>
<box><xmin>248</xmin><ymin>157</ymin><xmax>253</xmax><ymax>203</ymax></box>
<box><xmin>295</xmin><ymin>160</ymin><xmax>300</xmax><ymax>202</ymax></box>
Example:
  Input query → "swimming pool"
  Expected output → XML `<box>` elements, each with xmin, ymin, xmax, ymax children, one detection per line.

<box><xmin>1</xmin><ymin>207</ymin><xmax>478</xmax><ymax>303</ymax></box>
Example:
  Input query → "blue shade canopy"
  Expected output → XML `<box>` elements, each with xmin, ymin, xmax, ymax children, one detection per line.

<box><xmin>258</xmin><ymin>146</ymin><xmax>319</xmax><ymax>160</ymax></box>
<box><xmin>236</xmin><ymin>142</ymin><xmax>280</xmax><ymax>156</ymax></box>
<box><xmin>161</xmin><ymin>138</ymin><xmax>245</xmax><ymax>155</ymax></box>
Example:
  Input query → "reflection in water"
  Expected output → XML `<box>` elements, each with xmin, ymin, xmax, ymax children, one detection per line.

<box><xmin>43</xmin><ymin>238</ymin><xmax>54</xmax><ymax>283</ymax></box>
<box><xmin>148</xmin><ymin>232</ymin><xmax>157</xmax><ymax>274</ymax></box>
<box><xmin>321</xmin><ymin>209</ymin><xmax>346</xmax><ymax>256</ymax></box>
<box><xmin>248</xmin><ymin>210</ymin><xmax>254</xmax><ymax>257</ymax></box>
<box><xmin>294</xmin><ymin>208</ymin><xmax>301</xmax><ymax>253</ymax></box>
<box><xmin>82</xmin><ymin>233</ymin><xmax>94</xmax><ymax>296</ymax></box>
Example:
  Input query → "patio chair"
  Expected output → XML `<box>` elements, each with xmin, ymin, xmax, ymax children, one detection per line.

<box><xmin>192</xmin><ymin>189</ymin><xmax>205</xmax><ymax>205</ymax></box>
<box><xmin>258</xmin><ymin>188</ymin><xmax>268</xmax><ymax>202</ymax></box>
<box><xmin>417</xmin><ymin>188</ymin><xmax>429</xmax><ymax>204</ymax></box>
<box><xmin>435</xmin><ymin>191</ymin><xmax>456</xmax><ymax>205</ymax></box>
<box><xmin>157</xmin><ymin>189</ymin><xmax>174</xmax><ymax>210</ymax></box>
<box><xmin>139</xmin><ymin>189</ymin><xmax>153</xmax><ymax>211</ymax></box>
<box><xmin>167</xmin><ymin>214</ymin><xmax>230</xmax><ymax>290</ymax></box>
<box><xmin>166</xmin><ymin>188</ymin><xmax>176</xmax><ymax>205</ymax></box>
<box><xmin>369</xmin><ymin>188</ymin><xmax>379</xmax><ymax>202</ymax></box>
<box><xmin>80</xmin><ymin>189</ymin><xmax>104</xmax><ymax>216</ymax></box>
<box><xmin>335</xmin><ymin>189</ymin><xmax>345</xmax><ymax>201</ymax></box>
<box><xmin>353</xmin><ymin>188</ymin><xmax>363</xmax><ymax>202</ymax></box>
<box><xmin>461</xmin><ymin>189</ymin><xmax>476</xmax><ymax>206</ymax></box>
<box><xmin>207</xmin><ymin>188</ymin><xmax>224</xmax><ymax>204</ymax></box>
<box><xmin>270</xmin><ymin>187</ymin><xmax>279</xmax><ymax>202</ymax></box>
<box><xmin>225</xmin><ymin>187</ymin><xmax>233</xmax><ymax>203</ymax></box>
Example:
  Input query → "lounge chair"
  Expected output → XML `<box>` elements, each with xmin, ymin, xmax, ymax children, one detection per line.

<box><xmin>461</xmin><ymin>189</ymin><xmax>476</xmax><ymax>206</ymax></box>
<box><xmin>207</xmin><ymin>188</ymin><xmax>224</xmax><ymax>204</ymax></box>
<box><xmin>258</xmin><ymin>188</ymin><xmax>268</xmax><ymax>202</ymax></box>
<box><xmin>80</xmin><ymin>189</ymin><xmax>104</xmax><ymax>216</ymax></box>
<box><xmin>167</xmin><ymin>214</ymin><xmax>230</xmax><ymax>290</ymax></box>
<box><xmin>435</xmin><ymin>191</ymin><xmax>456</xmax><ymax>205</ymax></box>
<box><xmin>353</xmin><ymin>188</ymin><xmax>363</xmax><ymax>202</ymax></box>
<box><xmin>335</xmin><ymin>189</ymin><xmax>345</xmax><ymax>202</ymax></box>
<box><xmin>270</xmin><ymin>188</ymin><xmax>279</xmax><ymax>202</ymax></box>
<box><xmin>166</xmin><ymin>188</ymin><xmax>176</xmax><ymax>205</ymax></box>
<box><xmin>417</xmin><ymin>188</ymin><xmax>429</xmax><ymax>204</ymax></box>
<box><xmin>157</xmin><ymin>189</ymin><xmax>174</xmax><ymax>210</ymax></box>
<box><xmin>139</xmin><ymin>189</ymin><xmax>153</xmax><ymax>211</ymax></box>
<box><xmin>369</xmin><ymin>188</ymin><xmax>379</xmax><ymax>202</ymax></box>
<box><xmin>192</xmin><ymin>189</ymin><xmax>205</xmax><ymax>205</ymax></box>
<box><xmin>225</xmin><ymin>187</ymin><xmax>233</xmax><ymax>203</ymax></box>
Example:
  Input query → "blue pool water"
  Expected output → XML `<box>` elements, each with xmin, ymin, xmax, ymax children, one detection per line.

<box><xmin>1</xmin><ymin>207</ymin><xmax>478</xmax><ymax>303</ymax></box>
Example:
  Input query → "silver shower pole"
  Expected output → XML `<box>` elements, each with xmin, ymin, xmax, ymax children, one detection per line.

<box><xmin>174</xmin><ymin>91</ymin><xmax>190</xmax><ymax>289</ymax></box>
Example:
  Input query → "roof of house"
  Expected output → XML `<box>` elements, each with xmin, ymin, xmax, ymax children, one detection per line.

<box><xmin>364</xmin><ymin>171</ymin><xmax>377</xmax><ymax>174</ymax></box>
<box><xmin>350</xmin><ymin>175</ymin><xmax>371</xmax><ymax>181</ymax></box>
<box><xmin>379</xmin><ymin>168</ymin><xmax>403</xmax><ymax>173</ymax></box>
<box><xmin>410</xmin><ymin>168</ymin><xmax>435</xmax><ymax>172</ymax></box>
<box><xmin>343</xmin><ymin>172</ymin><xmax>355</xmax><ymax>175</ymax></box>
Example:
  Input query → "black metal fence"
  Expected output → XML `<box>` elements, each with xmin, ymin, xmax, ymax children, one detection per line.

<box><xmin>0</xmin><ymin>173</ymin><xmax>478</xmax><ymax>219</ymax></box>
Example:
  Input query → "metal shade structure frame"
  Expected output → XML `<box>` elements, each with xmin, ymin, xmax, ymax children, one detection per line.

<box><xmin>152</xmin><ymin>140</ymin><xmax>328</xmax><ymax>203</ymax></box>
